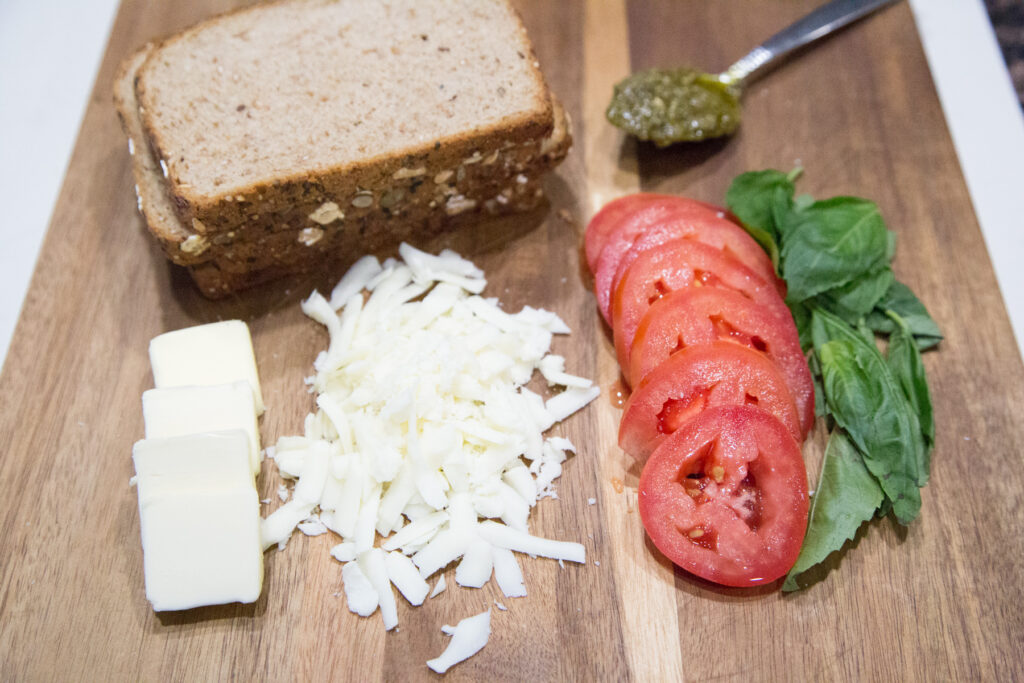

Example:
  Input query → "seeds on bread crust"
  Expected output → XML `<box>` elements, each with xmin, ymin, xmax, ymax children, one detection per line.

<box><xmin>393</xmin><ymin>167</ymin><xmax>426</xmax><ymax>180</ymax></box>
<box><xmin>298</xmin><ymin>227</ymin><xmax>325</xmax><ymax>246</ymax></box>
<box><xmin>180</xmin><ymin>234</ymin><xmax>210</xmax><ymax>255</ymax></box>
<box><xmin>114</xmin><ymin>0</ymin><xmax>573</xmax><ymax>296</ymax></box>
<box><xmin>445</xmin><ymin>195</ymin><xmax>477</xmax><ymax>215</ymax></box>
<box><xmin>308</xmin><ymin>202</ymin><xmax>344</xmax><ymax>225</ymax></box>
<box><xmin>351</xmin><ymin>192</ymin><xmax>374</xmax><ymax>209</ymax></box>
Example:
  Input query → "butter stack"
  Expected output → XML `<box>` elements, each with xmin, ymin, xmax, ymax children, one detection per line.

<box><xmin>132</xmin><ymin>320</ymin><xmax>265</xmax><ymax>612</ymax></box>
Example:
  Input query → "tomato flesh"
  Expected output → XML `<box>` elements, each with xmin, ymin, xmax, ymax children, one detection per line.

<box><xmin>584</xmin><ymin>194</ymin><xmax>726</xmax><ymax>274</ymax></box>
<box><xmin>585</xmin><ymin>194</ymin><xmax>675</xmax><ymax>273</ymax></box>
<box><xmin>638</xmin><ymin>405</ymin><xmax>808</xmax><ymax>587</ymax></box>
<box><xmin>618</xmin><ymin>340</ymin><xmax>801</xmax><ymax>460</ymax></box>
<box><xmin>590</xmin><ymin>198</ymin><xmax>757</xmax><ymax>323</ymax></box>
<box><xmin>611</xmin><ymin>239</ymin><xmax>783</xmax><ymax>374</ymax></box>
<box><xmin>593</xmin><ymin>210</ymin><xmax>783</xmax><ymax>323</ymax></box>
<box><xmin>629</xmin><ymin>287</ymin><xmax>814</xmax><ymax>437</ymax></box>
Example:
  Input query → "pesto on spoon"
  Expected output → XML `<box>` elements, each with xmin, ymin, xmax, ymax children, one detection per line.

<box><xmin>606</xmin><ymin>0</ymin><xmax>900</xmax><ymax>146</ymax></box>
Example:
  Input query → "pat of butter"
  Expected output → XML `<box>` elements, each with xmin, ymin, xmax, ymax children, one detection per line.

<box><xmin>137</xmin><ymin>486</ymin><xmax>263</xmax><ymax>611</ymax></box>
<box><xmin>142</xmin><ymin>382</ymin><xmax>261</xmax><ymax>474</ymax></box>
<box><xmin>132</xmin><ymin>432</ymin><xmax>263</xmax><ymax>611</ymax></box>
<box><xmin>149</xmin><ymin>320</ymin><xmax>265</xmax><ymax>415</ymax></box>
<box><xmin>133</xmin><ymin>431</ymin><xmax>253</xmax><ymax>500</ymax></box>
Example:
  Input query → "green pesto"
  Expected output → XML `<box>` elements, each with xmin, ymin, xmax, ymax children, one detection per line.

<box><xmin>605</xmin><ymin>68</ymin><xmax>741</xmax><ymax>146</ymax></box>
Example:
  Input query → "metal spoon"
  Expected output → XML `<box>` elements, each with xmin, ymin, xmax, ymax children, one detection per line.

<box><xmin>606</xmin><ymin>0</ymin><xmax>902</xmax><ymax>146</ymax></box>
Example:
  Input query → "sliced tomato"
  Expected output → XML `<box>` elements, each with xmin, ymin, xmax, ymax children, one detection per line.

<box><xmin>629</xmin><ymin>287</ymin><xmax>814</xmax><ymax>437</ymax></box>
<box><xmin>618</xmin><ymin>340</ymin><xmax>800</xmax><ymax>461</ymax></box>
<box><xmin>638</xmin><ymin>405</ymin><xmax>808</xmax><ymax>587</ymax></box>
<box><xmin>610</xmin><ymin>214</ymin><xmax>782</xmax><ymax>302</ymax></box>
<box><xmin>594</xmin><ymin>208</ymin><xmax>783</xmax><ymax>323</ymax></box>
<box><xmin>610</xmin><ymin>238</ymin><xmax>785</xmax><ymax>373</ymax></box>
<box><xmin>585</xmin><ymin>194</ymin><xmax>670</xmax><ymax>273</ymax></box>
<box><xmin>584</xmin><ymin>193</ymin><xmax>724</xmax><ymax>274</ymax></box>
<box><xmin>590</xmin><ymin>198</ymin><xmax>740</xmax><ymax>323</ymax></box>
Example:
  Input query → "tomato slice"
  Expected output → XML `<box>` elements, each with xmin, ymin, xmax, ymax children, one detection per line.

<box><xmin>584</xmin><ymin>194</ymin><xmax>724</xmax><ymax>274</ymax></box>
<box><xmin>611</xmin><ymin>214</ymin><xmax>781</xmax><ymax>300</ymax></box>
<box><xmin>638</xmin><ymin>405</ymin><xmax>809</xmax><ymax>587</ymax></box>
<box><xmin>585</xmin><ymin>194</ymin><xmax>672</xmax><ymax>273</ymax></box>
<box><xmin>629</xmin><ymin>287</ymin><xmax>814</xmax><ymax>437</ymax></box>
<box><xmin>610</xmin><ymin>238</ymin><xmax>784</xmax><ymax>373</ymax></box>
<box><xmin>594</xmin><ymin>208</ymin><xmax>783</xmax><ymax>324</ymax></box>
<box><xmin>590</xmin><ymin>198</ymin><xmax>743</xmax><ymax>323</ymax></box>
<box><xmin>618</xmin><ymin>340</ymin><xmax>801</xmax><ymax>461</ymax></box>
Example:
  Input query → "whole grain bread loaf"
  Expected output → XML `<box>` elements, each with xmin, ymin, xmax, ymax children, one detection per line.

<box><xmin>114</xmin><ymin>0</ymin><xmax>571</xmax><ymax>296</ymax></box>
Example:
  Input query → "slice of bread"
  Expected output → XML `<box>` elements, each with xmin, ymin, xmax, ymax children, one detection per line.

<box><xmin>114</xmin><ymin>0</ymin><xmax>570</xmax><ymax>296</ymax></box>
<box><xmin>114</xmin><ymin>44</ymin><xmax>205</xmax><ymax>265</ymax></box>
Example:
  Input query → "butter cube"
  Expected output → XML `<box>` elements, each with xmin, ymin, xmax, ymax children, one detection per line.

<box><xmin>133</xmin><ymin>432</ymin><xmax>253</xmax><ymax>500</ymax></box>
<box><xmin>142</xmin><ymin>382</ymin><xmax>261</xmax><ymax>474</ymax></box>
<box><xmin>149</xmin><ymin>320</ymin><xmax>265</xmax><ymax>415</ymax></box>
<box><xmin>137</xmin><ymin>486</ymin><xmax>263</xmax><ymax>611</ymax></box>
<box><xmin>132</xmin><ymin>432</ymin><xmax>263</xmax><ymax>611</ymax></box>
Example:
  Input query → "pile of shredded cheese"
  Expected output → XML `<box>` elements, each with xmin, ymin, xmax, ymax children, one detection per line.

<box><xmin>261</xmin><ymin>244</ymin><xmax>598</xmax><ymax>671</ymax></box>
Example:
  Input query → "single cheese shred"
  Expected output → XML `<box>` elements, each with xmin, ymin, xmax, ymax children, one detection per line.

<box><xmin>262</xmin><ymin>244</ymin><xmax>597</xmax><ymax>670</ymax></box>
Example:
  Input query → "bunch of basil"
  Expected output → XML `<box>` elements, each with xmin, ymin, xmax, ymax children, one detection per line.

<box><xmin>725</xmin><ymin>169</ymin><xmax>941</xmax><ymax>591</ymax></box>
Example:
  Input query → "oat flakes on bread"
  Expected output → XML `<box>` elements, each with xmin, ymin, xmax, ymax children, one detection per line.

<box><xmin>113</xmin><ymin>0</ymin><xmax>571</xmax><ymax>297</ymax></box>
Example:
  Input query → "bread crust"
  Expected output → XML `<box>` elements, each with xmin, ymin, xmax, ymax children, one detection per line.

<box><xmin>113</xmin><ymin>43</ymin><xmax>198</xmax><ymax>259</ymax></box>
<box><xmin>134</xmin><ymin>0</ymin><xmax>557</xmax><ymax>235</ymax></box>
<box><xmin>113</xmin><ymin>0</ymin><xmax>571</xmax><ymax>296</ymax></box>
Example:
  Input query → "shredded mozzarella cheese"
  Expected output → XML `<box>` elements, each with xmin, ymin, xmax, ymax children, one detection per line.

<box><xmin>427</xmin><ymin>609</ymin><xmax>492</xmax><ymax>674</ymax></box>
<box><xmin>263</xmin><ymin>244</ymin><xmax>598</xmax><ymax>667</ymax></box>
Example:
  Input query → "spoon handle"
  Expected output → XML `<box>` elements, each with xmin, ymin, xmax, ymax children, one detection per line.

<box><xmin>722</xmin><ymin>0</ymin><xmax>901</xmax><ymax>87</ymax></box>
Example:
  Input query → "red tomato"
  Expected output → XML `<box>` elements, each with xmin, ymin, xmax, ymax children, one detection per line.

<box><xmin>611</xmin><ymin>214</ymin><xmax>782</xmax><ymax>300</ymax></box>
<box><xmin>618</xmin><ymin>340</ymin><xmax>801</xmax><ymax>461</ymax></box>
<box><xmin>629</xmin><ymin>287</ymin><xmax>814</xmax><ymax>437</ymax></box>
<box><xmin>584</xmin><ymin>194</ymin><xmax>670</xmax><ymax>273</ymax></box>
<box><xmin>584</xmin><ymin>194</ymin><xmax>723</xmax><ymax>274</ymax></box>
<box><xmin>638</xmin><ymin>405</ymin><xmax>809</xmax><ymax>587</ymax></box>
<box><xmin>594</xmin><ymin>208</ymin><xmax>783</xmax><ymax>324</ymax></box>
<box><xmin>611</xmin><ymin>238</ymin><xmax>784</xmax><ymax>373</ymax></box>
<box><xmin>593</xmin><ymin>197</ymin><xmax>745</xmax><ymax>325</ymax></box>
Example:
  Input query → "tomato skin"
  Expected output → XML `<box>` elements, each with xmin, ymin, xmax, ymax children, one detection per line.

<box><xmin>611</xmin><ymin>239</ymin><xmax>784</xmax><ymax>374</ymax></box>
<box><xmin>618</xmin><ymin>340</ymin><xmax>801</xmax><ymax>461</ymax></box>
<box><xmin>638</xmin><ymin>405</ymin><xmax>808</xmax><ymax>588</ymax></box>
<box><xmin>584</xmin><ymin>193</ymin><xmax>676</xmax><ymax>273</ymax></box>
<box><xmin>590</xmin><ymin>198</ymin><xmax>755</xmax><ymax>323</ymax></box>
<box><xmin>594</xmin><ymin>211</ymin><xmax>783</xmax><ymax>323</ymax></box>
<box><xmin>584</xmin><ymin>194</ymin><xmax>727</xmax><ymax>275</ymax></box>
<box><xmin>629</xmin><ymin>287</ymin><xmax>814</xmax><ymax>437</ymax></box>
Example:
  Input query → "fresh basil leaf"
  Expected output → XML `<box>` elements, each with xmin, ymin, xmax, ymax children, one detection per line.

<box><xmin>812</xmin><ymin>308</ymin><xmax>925</xmax><ymax>524</ymax></box>
<box><xmin>725</xmin><ymin>170</ymin><xmax>792</xmax><ymax>266</ymax></box>
<box><xmin>793</xmin><ymin>193</ymin><xmax>815</xmax><ymax>212</ymax></box>
<box><xmin>725</xmin><ymin>169</ymin><xmax>794</xmax><ymax>237</ymax></box>
<box><xmin>815</xmin><ymin>265</ymin><xmax>895</xmax><ymax>323</ymax></box>
<box><xmin>887</xmin><ymin>312</ymin><xmax>935</xmax><ymax>461</ymax></box>
<box><xmin>813</xmin><ymin>372</ymin><xmax>827</xmax><ymax>418</ymax></box>
<box><xmin>780</xmin><ymin>197</ymin><xmax>890</xmax><ymax>303</ymax></box>
<box><xmin>790</xmin><ymin>300</ymin><xmax>813</xmax><ymax>352</ymax></box>
<box><xmin>855</xmin><ymin>318</ymin><xmax>875</xmax><ymax>346</ymax></box>
<box><xmin>885</xmin><ymin>230</ymin><xmax>898</xmax><ymax>261</ymax></box>
<box><xmin>782</xmin><ymin>431</ymin><xmax>884</xmax><ymax>592</ymax></box>
<box><xmin>771</xmin><ymin>185</ymin><xmax>798</xmax><ymax>241</ymax></box>
<box><xmin>865</xmin><ymin>281</ymin><xmax>942</xmax><ymax>349</ymax></box>
<box><xmin>743</xmin><ymin>223</ymin><xmax>781</xmax><ymax>270</ymax></box>
<box><xmin>804</xmin><ymin>349</ymin><xmax>828</xmax><ymax>418</ymax></box>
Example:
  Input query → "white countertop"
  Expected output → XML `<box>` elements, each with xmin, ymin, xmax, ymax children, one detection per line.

<box><xmin>1</xmin><ymin>0</ymin><xmax>1022</xmax><ymax>368</ymax></box>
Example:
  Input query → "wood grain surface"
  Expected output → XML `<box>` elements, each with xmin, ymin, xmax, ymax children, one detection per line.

<box><xmin>2</xmin><ymin>0</ymin><xmax>1023</xmax><ymax>680</ymax></box>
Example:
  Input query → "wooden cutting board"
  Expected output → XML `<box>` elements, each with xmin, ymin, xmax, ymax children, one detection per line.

<box><xmin>2</xmin><ymin>0</ymin><xmax>1022</xmax><ymax>679</ymax></box>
